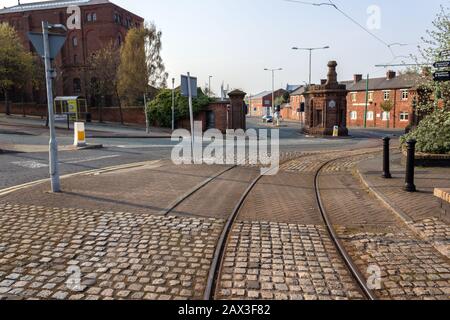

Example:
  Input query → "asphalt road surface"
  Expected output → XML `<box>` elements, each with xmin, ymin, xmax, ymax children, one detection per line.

<box><xmin>0</xmin><ymin>116</ymin><xmax>404</xmax><ymax>189</ymax></box>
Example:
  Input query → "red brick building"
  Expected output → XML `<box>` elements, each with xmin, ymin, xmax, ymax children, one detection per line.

<box><xmin>0</xmin><ymin>0</ymin><xmax>143</xmax><ymax>104</ymax></box>
<box><xmin>344</xmin><ymin>71</ymin><xmax>422</xmax><ymax>129</ymax></box>
<box><xmin>284</xmin><ymin>86</ymin><xmax>305</xmax><ymax>122</ymax></box>
<box><xmin>248</xmin><ymin>89</ymin><xmax>286</xmax><ymax>117</ymax></box>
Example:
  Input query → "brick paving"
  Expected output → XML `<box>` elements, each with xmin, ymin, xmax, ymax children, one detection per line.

<box><xmin>0</xmin><ymin>161</ymin><xmax>229</xmax><ymax>216</ymax></box>
<box><xmin>318</xmin><ymin>155</ymin><xmax>450</xmax><ymax>300</ymax></box>
<box><xmin>216</xmin><ymin>221</ymin><xmax>364</xmax><ymax>300</ymax></box>
<box><xmin>357</xmin><ymin>153</ymin><xmax>450</xmax><ymax>223</ymax></box>
<box><xmin>0</xmin><ymin>203</ymin><xmax>224</xmax><ymax>300</ymax></box>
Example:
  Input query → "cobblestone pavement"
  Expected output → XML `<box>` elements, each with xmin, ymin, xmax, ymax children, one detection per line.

<box><xmin>216</xmin><ymin>221</ymin><xmax>364</xmax><ymax>300</ymax></box>
<box><xmin>0</xmin><ymin>161</ymin><xmax>229</xmax><ymax>216</ymax></box>
<box><xmin>358</xmin><ymin>154</ymin><xmax>450</xmax><ymax>223</ymax></box>
<box><xmin>0</xmin><ymin>203</ymin><xmax>224</xmax><ymax>300</ymax></box>
<box><xmin>171</xmin><ymin>166</ymin><xmax>260</xmax><ymax>219</ymax></box>
<box><xmin>318</xmin><ymin>157</ymin><xmax>450</xmax><ymax>300</ymax></box>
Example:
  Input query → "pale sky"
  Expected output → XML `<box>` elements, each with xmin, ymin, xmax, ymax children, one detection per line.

<box><xmin>1</xmin><ymin>0</ymin><xmax>445</xmax><ymax>95</ymax></box>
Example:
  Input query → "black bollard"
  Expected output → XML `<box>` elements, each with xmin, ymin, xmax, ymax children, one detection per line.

<box><xmin>404</xmin><ymin>139</ymin><xmax>417</xmax><ymax>192</ymax></box>
<box><xmin>382</xmin><ymin>137</ymin><xmax>392</xmax><ymax>179</ymax></box>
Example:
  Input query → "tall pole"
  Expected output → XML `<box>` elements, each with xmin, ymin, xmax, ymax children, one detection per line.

<box><xmin>187</xmin><ymin>72</ymin><xmax>194</xmax><ymax>155</ymax></box>
<box><xmin>171</xmin><ymin>77</ymin><xmax>175</xmax><ymax>131</ymax></box>
<box><xmin>272</xmin><ymin>70</ymin><xmax>275</xmax><ymax>116</ymax></box>
<box><xmin>308</xmin><ymin>49</ymin><xmax>312</xmax><ymax>86</ymax></box>
<box><xmin>364</xmin><ymin>74</ymin><xmax>369</xmax><ymax>128</ymax></box>
<box><xmin>42</xmin><ymin>21</ymin><xmax>60</xmax><ymax>193</ymax></box>
<box><xmin>208</xmin><ymin>76</ymin><xmax>212</xmax><ymax>98</ymax></box>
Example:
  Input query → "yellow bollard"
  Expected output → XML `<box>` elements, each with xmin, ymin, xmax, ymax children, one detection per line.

<box><xmin>74</xmin><ymin>122</ymin><xmax>87</xmax><ymax>147</ymax></box>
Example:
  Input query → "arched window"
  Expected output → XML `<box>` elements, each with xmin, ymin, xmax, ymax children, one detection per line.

<box><xmin>87</xmin><ymin>13</ymin><xmax>92</xmax><ymax>22</ymax></box>
<box><xmin>92</xmin><ymin>13</ymin><xmax>97</xmax><ymax>21</ymax></box>
<box><xmin>72</xmin><ymin>36</ymin><xmax>78</xmax><ymax>47</ymax></box>
<box><xmin>117</xmin><ymin>34</ymin><xmax>122</xmax><ymax>46</ymax></box>
<box><xmin>73</xmin><ymin>78</ymin><xmax>81</xmax><ymax>94</ymax></box>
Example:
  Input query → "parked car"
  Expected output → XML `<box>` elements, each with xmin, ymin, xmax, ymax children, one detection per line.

<box><xmin>262</xmin><ymin>115</ymin><xmax>273</xmax><ymax>123</ymax></box>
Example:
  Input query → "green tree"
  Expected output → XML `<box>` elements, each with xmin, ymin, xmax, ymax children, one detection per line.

<box><xmin>380</xmin><ymin>99</ymin><xmax>394</xmax><ymax>128</ymax></box>
<box><xmin>87</xmin><ymin>42</ymin><xmax>123</xmax><ymax>123</ymax></box>
<box><xmin>414</xmin><ymin>5</ymin><xmax>450</xmax><ymax>110</ymax></box>
<box><xmin>0</xmin><ymin>23</ymin><xmax>33</xmax><ymax>115</ymax></box>
<box><xmin>147</xmin><ymin>88</ymin><xmax>211</xmax><ymax>128</ymax></box>
<box><xmin>117</xmin><ymin>23</ymin><xmax>168</xmax><ymax>105</ymax></box>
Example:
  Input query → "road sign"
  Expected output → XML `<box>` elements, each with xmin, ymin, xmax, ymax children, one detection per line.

<box><xmin>440</xmin><ymin>50</ymin><xmax>450</xmax><ymax>57</ymax></box>
<box><xmin>27</xmin><ymin>32</ymin><xmax>67</xmax><ymax>60</ymax></box>
<box><xmin>181</xmin><ymin>75</ymin><xmax>197</xmax><ymax>98</ymax></box>
<box><xmin>433</xmin><ymin>61</ymin><xmax>450</xmax><ymax>69</ymax></box>
<box><xmin>434</xmin><ymin>71</ymin><xmax>450</xmax><ymax>82</ymax></box>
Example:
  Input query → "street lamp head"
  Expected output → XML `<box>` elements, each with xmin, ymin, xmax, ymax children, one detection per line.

<box><xmin>324</xmin><ymin>46</ymin><xmax>330</xmax><ymax>49</ymax></box>
<box><xmin>292</xmin><ymin>47</ymin><xmax>299</xmax><ymax>50</ymax></box>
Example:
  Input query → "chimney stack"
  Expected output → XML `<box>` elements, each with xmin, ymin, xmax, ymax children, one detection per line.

<box><xmin>320</xmin><ymin>79</ymin><xmax>327</xmax><ymax>85</ymax></box>
<box><xmin>353</xmin><ymin>74</ymin><xmax>363</xmax><ymax>84</ymax></box>
<box><xmin>326</xmin><ymin>61</ymin><xmax>338</xmax><ymax>85</ymax></box>
<box><xmin>386</xmin><ymin>70</ymin><xmax>396</xmax><ymax>80</ymax></box>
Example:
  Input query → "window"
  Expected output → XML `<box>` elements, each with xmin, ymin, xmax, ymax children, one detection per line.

<box><xmin>382</xmin><ymin>111</ymin><xmax>390</xmax><ymax>121</ymax></box>
<box><xmin>72</xmin><ymin>36</ymin><xmax>78</xmax><ymax>47</ymax></box>
<box><xmin>73</xmin><ymin>78</ymin><xmax>81</xmax><ymax>94</ymax></box>
<box><xmin>401</xmin><ymin>89</ymin><xmax>409</xmax><ymax>101</ymax></box>
<box><xmin>351</xmin><ymin>92</ymin><xmax>357</xmax><ymax>103</ymax></box>
<box><xmin>92</xmin><ymin>13</ymin><xmax>97</xmax><ymax>21</ymax></box>
<box><xmin>384</xmin><ymin>90</ymin><xmax>391</xmax><ymax>101</ymax></box>
<box><xmin>117</xmin><ymin>34</ymin><xmax>122</xmax><ymax>46</ymax></box>
<box><xmin>350</xmin><ymin>111</ymin><xmax>357</xmax><ymax>120</ymax></box>
<box><xmin>87</xmin><ymin>13</ymin><xmax>92</xmax><ymax>22</ymax></box>
<box><xmin>367</xmin><ymin>111</ymin><xmax>374</xmax><ymax>121</ymax></box>
<box><xmin>400</xmin><ymin>112</ymin><xmax>409</xmax><ymax>122</ymax></box>
<box><xmin>73</xmin><ymin>54</ymin><xmax>78</xmax><ymax>64</ymax></box>
<box><xmin>368</xmin><ymin>92</ymin><xmax>374</xmax><ymax>102</ymax></box>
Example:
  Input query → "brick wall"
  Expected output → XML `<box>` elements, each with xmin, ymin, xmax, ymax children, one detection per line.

<box><xmin>0</xmin><ymin>102</ymin><xmax>47</xmax><ymax>118</ymax></box>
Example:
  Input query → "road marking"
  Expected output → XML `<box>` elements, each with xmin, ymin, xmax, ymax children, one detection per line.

<box><xmin>0</xmin><ymin>160</ymin><xmax>162</xmax><ymax>197</ymax></box>
<box><xmin>11</xmin><ymin>160</ymin><xmax>49</xmax><ymax>169</ymax></box>
<box><xmin>61</xmin><ymin>154</ymin><xmax>120</xmax><ymax>164</ymax></box>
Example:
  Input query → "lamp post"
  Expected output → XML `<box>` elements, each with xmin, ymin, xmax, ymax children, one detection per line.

<box><xmin>264</xmin><ymin>68</ymin><xmax>283</xmax><ymax>116</ymax></box>
<box><xmin>208</xmin><ymin>75</ymin><xmax>213</xmax><ymax>97</ymax></box>
<box><xmin>292</xmin><ymin>46</ymin><xmax>330</xmax><ymax>86</ymax></box>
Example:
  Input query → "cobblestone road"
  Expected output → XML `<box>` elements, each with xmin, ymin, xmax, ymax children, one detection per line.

<box><xmin>0</xmin><ymin>203</ymin><xmax>224</xmax><ymax>300</ymax></box>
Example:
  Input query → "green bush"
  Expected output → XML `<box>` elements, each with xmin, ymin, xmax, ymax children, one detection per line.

<box><xmin>147</xmin><ymin>88</ymin><xmax>212</xmax><ymax>128</ymax></box>
<box><xmin>400</xmin><ymin>109</ymin><xmax>450</xmax><ymax>154</ymax></box>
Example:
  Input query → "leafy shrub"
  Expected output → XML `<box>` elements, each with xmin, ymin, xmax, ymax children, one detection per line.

<box><xmin>400</xmin><ymin>109</ymin><xmax>450</xmax><ymax>154</ymax></box>
<box><xmin>147</xmin><ymin>88</ymin><xmax>212</xmax><ymax>127</ymax></box>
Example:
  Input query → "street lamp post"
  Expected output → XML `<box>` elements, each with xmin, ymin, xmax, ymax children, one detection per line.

<box><xmin>208</xmin><ymin>76</ymin><xmax>213</xmax><ymax>97</ymax></box>
<box><xmin>264</xmin><ymin>68</ymin><xmax>283</xmax><ymax>117</ymax></box>
<box><xmin>292</xmin><ymin>46</ymin><xmax>330</xmax><ymax>86</ymax></box>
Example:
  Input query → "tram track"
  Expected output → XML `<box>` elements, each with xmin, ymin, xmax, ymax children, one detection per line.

<box><xmin>202</xmin><ymin>148</ymin><xmax>382</xmax><ymax>301</ymax></box>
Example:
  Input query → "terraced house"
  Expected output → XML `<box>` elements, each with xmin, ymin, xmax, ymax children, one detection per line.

<box><xmin>344</xmin><ymin>71</ymin><xmax>422</xmax><ymax>129</ymax></box>
<box><xmin>0</xmin><ymin>0</ymin><xmax>143</xmax><ymax>104</ymax></box>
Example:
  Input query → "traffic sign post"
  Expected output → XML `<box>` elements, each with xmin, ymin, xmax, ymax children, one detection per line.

<box><xmin>181</xmin><ymin>73</ymin><xmax>197</xmax><ymax>158</ymax></box>
<box><xmin>28</xmin><ymin>22</ymin><xmax>67</xmax><ymax>193</ymax></box>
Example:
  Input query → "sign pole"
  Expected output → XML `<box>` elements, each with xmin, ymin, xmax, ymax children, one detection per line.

<box><xmin>187</xmin><ymin>72</ymin><xmax>195</xmax><ymax>157</ymax></box>
<box><xmin>172</xmin><ymin>78</ymin><xmax>175</xmax><ymax>131</ymax></box>
<box><xmin>42</xmin><ymin>21</ymin><xmax>60</xmax><ymax>193</ymax></box>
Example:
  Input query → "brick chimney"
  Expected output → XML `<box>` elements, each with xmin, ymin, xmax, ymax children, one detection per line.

<box><xmin>326</xmin><ymin>61</ymin><xmax>338</xmax><ymax>85</ymax></box>
<box><xmin>386</xmin><ymin>70</ymin><xmax>396</xmax><ymax>80</ymax></box>
<box><xmin>353</xmin><ymin>74</ymin><xmax>363</xmax><ymax>84</ymax></box>
<box><xmin>320</xmin><ymin>79</ymin><xmax>327</xmax><ymax>85</ymax></box>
